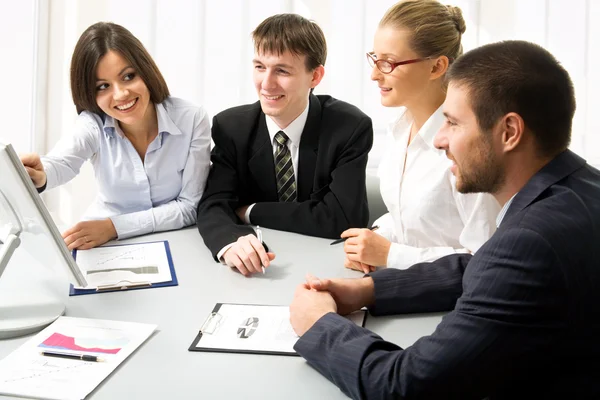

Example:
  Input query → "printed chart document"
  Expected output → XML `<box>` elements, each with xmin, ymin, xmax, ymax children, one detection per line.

<box><xmin>70</xmin><ymin>240</ymin><xmax>177</xmax><ymax>295</ymax></box>
<box><xmin>189</xmin><ymin>303</ymin><xmax>367</xmax><ymax>356</ymax></box>
<box><xmin>0</xmin><ymin>316</ymin><xmax>156</xmax><ymax>400</ymax></box>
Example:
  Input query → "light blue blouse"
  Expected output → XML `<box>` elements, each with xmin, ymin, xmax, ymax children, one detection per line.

<box><xmin>42</xmin><ymin>97</ymin><xmax>211</xmax><ymax>239</ymax></box>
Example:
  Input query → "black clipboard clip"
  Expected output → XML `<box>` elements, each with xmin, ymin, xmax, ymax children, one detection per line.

<box><xmin>95</xmin><ymin>280</ymin><xmax>152</xmax><ymax>292</ymax></box>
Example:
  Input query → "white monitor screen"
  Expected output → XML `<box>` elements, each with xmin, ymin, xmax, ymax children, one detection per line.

<box><xmin>0</xmin><ymin>142</ymin><xmax>87</xmax><ymax>288</ymax></box>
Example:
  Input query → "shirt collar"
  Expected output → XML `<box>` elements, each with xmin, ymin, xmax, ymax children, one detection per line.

<box><xmin>265</xmin><ymin>102</ymin><xmax>309</xmax><ymax>148</ymax></box>
<box><xmin>391</xmin><ymin>105</ymin><xmax>445</xmax><ymax>149</ymax></box>
<box><xmin>102</xmin><ymin>101</ymin><xmax>182</xmax><ymax>138</ymax></box>
<box><xmin>496</xmin><ymin>193</ymin><xmax>518</xmax><ymax>227</ymax></box>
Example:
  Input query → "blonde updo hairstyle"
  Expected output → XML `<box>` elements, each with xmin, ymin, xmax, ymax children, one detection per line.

<box><xmin>379</xmin><ymin>0</ymin><xmax>466</xmax><ymax>65</ymax></box>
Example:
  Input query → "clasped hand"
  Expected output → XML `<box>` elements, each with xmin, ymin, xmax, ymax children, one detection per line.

<box><xmin>289</xmin><ymin>274</ymin><xmax>375</xmax><ymax>336</ymax></box>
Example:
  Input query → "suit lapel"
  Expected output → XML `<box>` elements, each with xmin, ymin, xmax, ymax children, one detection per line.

<box><xmin>248</xmin><ymin>114</ymin><xmax>278</xmax><ymax>200</ymax></box>
<box><xmin>297</xmin><ymin>95</ymin><xmax>321</xmax><ymax>201</ymax></box>
<box><xmin>503</xmin><ymin>150</ymin><xmax>586</xmax><ymax>221</ymax></box>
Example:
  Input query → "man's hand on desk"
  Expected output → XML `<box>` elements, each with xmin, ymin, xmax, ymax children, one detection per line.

<box><xmin>290</xmin><ymin>282</ymin><xmax>337</xmax><ymax>336</ymax></box>
<box><xmin>223</xmin><ymin>234</ymin><xmax>275</xmax><ymax>276</ymax></box>
<box><xmin>304</xmin><ymin>274</ymin><xmax>376</xmax><ymax>316</ymax></box>
<box><xmin>62</xmin><ymin>219</ymin><xmax>117</xmax><ymax>250</ymax></box>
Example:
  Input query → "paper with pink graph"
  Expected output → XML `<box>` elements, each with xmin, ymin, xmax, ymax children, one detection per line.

<box><xmin>0</xmin><ymin>316</ymin><xmax>156</xmax><ymax>400</ymax></box>
<box><xmin>39</xmin><ymin>332</ymin><xmax>128</xmax><ymax>355</ymax></box>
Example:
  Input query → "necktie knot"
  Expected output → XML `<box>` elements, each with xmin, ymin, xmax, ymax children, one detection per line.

<box><xmin>275</xmin><ymin>131</ymin><xmax>289</xmax><ymax>147</ymax></box>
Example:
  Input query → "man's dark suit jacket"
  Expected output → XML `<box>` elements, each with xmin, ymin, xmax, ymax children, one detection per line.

<box><xmin>197</xmin><ymin>94</ymin><xmax>373</xmax><ymax>259</ymax></box>
<box><xmin>295</xmin><ymin>150</ymin><xmax>600</xmax><ymax>399</ymax></box>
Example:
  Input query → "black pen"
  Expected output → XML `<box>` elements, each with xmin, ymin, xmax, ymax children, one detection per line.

<box><xmin>330</xmin><ymin>225</ymin><xmax>379</xmax><ymax>245</ymax></box>
<box><xmin>40</xmin><ymin>351</ymin><xmax>105</xmax><ymax>362</ymax></box>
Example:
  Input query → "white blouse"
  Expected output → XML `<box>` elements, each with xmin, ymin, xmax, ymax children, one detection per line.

<box><xmin>374</xmin><ymin>106</ymin><xmax>500</xmax><ymax>269</ymax></box>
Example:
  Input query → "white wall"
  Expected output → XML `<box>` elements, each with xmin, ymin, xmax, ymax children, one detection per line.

<box><xmin>2</xmin><ymin>0</ymin><xmax>599</xmax><ymax>226</ymax></box>
<box><xmin>0</xmin><ymin>0</ymin><xmax>45</xmax><ymax>153</ymax></box>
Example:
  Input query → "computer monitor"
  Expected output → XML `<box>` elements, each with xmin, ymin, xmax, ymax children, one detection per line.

<box><xmin>0</xmin><ymin>142</ymin><xmax>87</xmax><ymax>339</ymax></box>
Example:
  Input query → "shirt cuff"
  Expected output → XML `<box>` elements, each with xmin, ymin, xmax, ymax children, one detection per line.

<box><xmin>110</xmin><ymin>212</ymin><xmax>154</xmax><ymax>240</ymax></box>
<box><xmin>386</xmin><ymin>242</ymin><xmax>404</xmax><ymax>269</ymax></box>
<box><xmin>244</xmin><ymin>204</ymin><xmax>256</xmax><ymax>224</ymax></box>
<box><xmin>41</xmin><ymin>160</ymin><xmax>58</xmax><ymax>190</ymax></box>
<box><xmin>36</xmin><ymin>181</ymin><xmax>47</xmax><ymax>194</ymax></box>
<box><xmin>217</xmin><ymin>243</ymin><xmax>235</xmax><ymax>265</ymax></box>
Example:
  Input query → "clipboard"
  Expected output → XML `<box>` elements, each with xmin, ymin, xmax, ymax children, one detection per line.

<box><xmin>188</xmin><ymin>303</ymin><xmax>368</xmax><ymax>357</ymax></box>
<box><xmin>69</xmin><ymin>240</ymin><xmax>178</xmax><ymax>296</ymax></box>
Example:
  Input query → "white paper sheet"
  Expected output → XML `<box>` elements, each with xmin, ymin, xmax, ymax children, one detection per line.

<box><xmin>194</xmin><ymin>304</ymin><xmax>366</xmax><ymax>354</ymax></box>
<box><xmin>74</xmin><ymin>241</ymin><xmax>172</xmax><ymax>289</ymax></box>
<box><xmin>0</xmin><ymin>317</ymin><xmax>156</xmax><ymax>400</ymax></box>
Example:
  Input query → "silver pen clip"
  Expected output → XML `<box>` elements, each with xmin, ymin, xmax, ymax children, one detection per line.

<box><xmin>256</xmin><ymin>226</ymin><xmax>265</xmax><ymax>274</ymax></box>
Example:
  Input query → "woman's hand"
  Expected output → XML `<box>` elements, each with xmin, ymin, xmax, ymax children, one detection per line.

<box><xmin>62</xmin><ymin>219</ymin><xmax>118</xmax><ymax>250</ymax></box>
<box><xmin>342</xmin><ymin>228</ymin><xmax>391</xmax><ymax>269</ymax></box>
<box><xmin>20</xmin><ymin>153</ymin><xmax>47</xmax><ymax>188</ymax></box>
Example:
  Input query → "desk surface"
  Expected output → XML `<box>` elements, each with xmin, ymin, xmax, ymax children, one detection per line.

<box><xmin>0</xmin><ymin>227</ymin><xmax>443</xmax><ymax>399</ymax></box>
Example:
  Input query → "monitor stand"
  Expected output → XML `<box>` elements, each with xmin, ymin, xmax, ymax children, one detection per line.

<box><xmin>0</xmin><ymin>290</ymin><xmax>65</xmax><ymax>339</ymax></box>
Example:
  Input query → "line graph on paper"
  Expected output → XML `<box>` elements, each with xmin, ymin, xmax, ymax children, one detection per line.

<box><xmin>95</xmin><ymin>247</ymin><xmax>146</xmax><ymax>265</ymax></box>
<box><xmin>0</xmin><ymin>358</ymin><xmax>93</xmax><ymax>385</ymax></box>
<box><xmin>81</xmin><ymin>246</ymin><xmax>153</xmax><ymax>273</ymax></box>
<box><xmin>73</xmin><ymin>242</ymin><xmax>172</xmax><ymax>287</ymax></box>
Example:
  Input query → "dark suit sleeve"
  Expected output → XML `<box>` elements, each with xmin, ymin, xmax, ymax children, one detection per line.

<box><xmin>249</xmin><ymin>116</ymin><xmax>373</xmax><ymax>238</ymax></box>
<box><xmin>294</xmin><ymin>227</ymin><xmax>566</xmax><ymax>399</ymax></box>
<box><xmin>196</xmin><ymin>117</ymin><xmax>255</xmax><ymax>259</ymax></box>
<box><xmin>369</xmin><ymin>253</ymin><xmax>470</xmax><ymax>315</ymax></box>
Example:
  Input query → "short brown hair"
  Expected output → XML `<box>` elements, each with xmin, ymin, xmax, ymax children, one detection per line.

<box><xmin>70</xmin><ymin>22</ymin><xmax>169</xmax><ymax>115</ymax></box>
<box><xmin>447</xmin><ymin>40</ymin><xmax>576</xmax><ymax>157</ymax></box>
<box><xmin>252</xmin><ymin>13</ymin><xmax>327</xmax><ymax>71</ymax></box>
<box><xmin>380</xmin><ymin>0</ymin><xmax>466</xmax><ymax>63</ymax></box>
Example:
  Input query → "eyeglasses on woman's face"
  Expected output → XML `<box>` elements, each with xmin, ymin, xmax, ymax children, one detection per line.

<box><xmin>366</xmin><ymin>52</ymin><xmax>432</xmax><ymax>74</ymax></box>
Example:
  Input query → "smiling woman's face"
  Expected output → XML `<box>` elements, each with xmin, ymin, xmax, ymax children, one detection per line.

<box><xmin>94</xmin><ymin>50</ymin><xmax>152</xmax><ymax>130</ymax></box>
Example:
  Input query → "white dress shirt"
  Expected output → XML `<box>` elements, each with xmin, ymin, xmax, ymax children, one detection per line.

<box><xmin>42</xmin><ymin>97</ymin><xmax>212</xmax><ymax>239</ymax></box>
<box><xmin>496</xmin><ymin>193</ymin><xmax>517</xmax><ymax>227</ymax></box>
<box><xmin>217</xmin><ymin>102</ymin><xmax>309</xmax><ymax>262</ymax></box>
<box><xmin>373</xmin><ymin>106</ymin><xmax>500</xmax><ymax>269</ymax></box>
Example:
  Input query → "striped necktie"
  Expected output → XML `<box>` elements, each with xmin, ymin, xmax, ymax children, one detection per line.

<box><xmin>274</xmin><ymin>131</ymin><xmax>297</xmax><ymax>202</ymax></box>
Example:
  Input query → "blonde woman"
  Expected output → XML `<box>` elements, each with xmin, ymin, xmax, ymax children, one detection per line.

<box><xmin>342</xmin><ymin>0</ymin><xmax>500</xmax><ymax>272</ymax></box>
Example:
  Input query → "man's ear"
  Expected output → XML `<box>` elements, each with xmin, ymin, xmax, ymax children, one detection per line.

<box><xmin>500</xmin><ymin>112</ymin><xmax>526</xmax><ymax>153</ymax></box>
<box><xmin>311</xmin><ymin>65</ymin><xmax>325</xmax><ymax>88</ymax></box>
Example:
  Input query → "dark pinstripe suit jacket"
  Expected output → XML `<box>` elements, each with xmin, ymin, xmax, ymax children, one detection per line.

<box><xmin>295</xmin><ymin>150</ymin><xmax>600</xmax><ymax>399</ymax></box>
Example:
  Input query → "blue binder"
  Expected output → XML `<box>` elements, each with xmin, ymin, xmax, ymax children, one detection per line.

<box><xmin>69</xmin><ymin>240</ymin><xmax>178</xmax><ymax>296</ymax></box>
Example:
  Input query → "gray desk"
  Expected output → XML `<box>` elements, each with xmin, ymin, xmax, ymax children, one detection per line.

<box><xmin>0</xmin><ymin>227</ymin><xmax>443</xmax><ymax>399</ymax></box>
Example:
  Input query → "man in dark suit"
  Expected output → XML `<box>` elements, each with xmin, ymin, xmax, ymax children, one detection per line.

<box><xmin>197</xmin><ymin>14</ymin><xmax>373</xmax><ymax>276</ymax></box>
<box><xmin>290</xmin><ymin>40</ymin><xmax>600</xmax><ymax>399</ymax></box>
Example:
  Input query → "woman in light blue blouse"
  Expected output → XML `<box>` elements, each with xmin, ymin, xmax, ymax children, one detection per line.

<box><xmin>21</xmin><ymin>22</ymin><xmax>211</xmax><ymax>250</ymax></box>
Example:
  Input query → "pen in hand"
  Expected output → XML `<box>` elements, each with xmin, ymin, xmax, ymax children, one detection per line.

<box><xmin>40</xmin><ymin>351</ymin><xmax>105</xmax><ymax>362</ymax></box>
<box><xmin>256</xmin><ymin>226</ymin><xmax>265</xmax><ymax>274</ymax></box>
<box><xmin>330</xmin><ymin>225</ymin><xmax>379</xmax><ymax>245</ymax></box>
